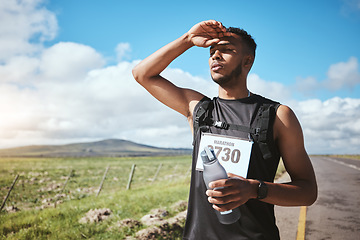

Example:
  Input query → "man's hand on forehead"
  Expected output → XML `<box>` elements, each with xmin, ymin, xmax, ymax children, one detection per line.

<box><xmin>187</xmin><ymin>20</ymin><xmax>232</xmax><ymax>48</ymax></box>
<box><xmin>202</xmin><ymin>21</ymin><xmax>229</xmax><ymax>37</ymax></box>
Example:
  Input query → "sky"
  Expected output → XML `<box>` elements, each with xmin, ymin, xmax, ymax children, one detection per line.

<box><xmin>0</xmin><ymin>0</ymin><xmax>359</xmax><ymax>154</ymax></box>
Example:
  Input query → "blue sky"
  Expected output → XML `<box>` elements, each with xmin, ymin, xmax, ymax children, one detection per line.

<box><xmin>0</xmin><ymin>0</ymin><xmax>359</xmax><ymax>154</ymax></box>
<box><xmin>46</xmin><ymin>0</ymin><xmax>360</xmax><ymax>100</ymax></box>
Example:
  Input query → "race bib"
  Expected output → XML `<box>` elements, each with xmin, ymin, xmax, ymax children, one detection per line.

<box><xmin>196</xmin><ymin>133</ymin><xmax>253</xmax><ymax>178</ymax></box>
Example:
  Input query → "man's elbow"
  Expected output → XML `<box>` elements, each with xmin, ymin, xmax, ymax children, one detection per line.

<box><xmin>305</xmin><ymin>182</ymin><xmax>318</xmax><ymax>206</ymax></box>
<box><xmin>132</xmin><ymin>65</ymin><xmax>142</xmax><ymax>84</ymax></box>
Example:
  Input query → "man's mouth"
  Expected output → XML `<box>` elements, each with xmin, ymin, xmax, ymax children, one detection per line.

<box><xmin>211</xmin><ymin>62</ymin><xmax>223</xmax><ymax>71</ymax></box>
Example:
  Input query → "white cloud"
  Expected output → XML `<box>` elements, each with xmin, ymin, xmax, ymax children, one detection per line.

<box><xmin>40</xmin><ymin>42</ymin><xmax>105</xmax><ymax>81</ymax></box>
<box><xmin>248</xmin><ymin>73</ymin><xmax>291</xmax><ymax>103</ymax></box>
<box><xmin>0</xmin><ymin>0</ymin><xmax>57</xmax><ymax>61</ymax></box>
<box><xmin>0</xmin><ymin>0</ymin><xmax>359</xmax><ymax>155</ymax></box>
<box><xmin>115</xmin><ymin>42</ymin><xmax>131</xmax><ymax>62</ymax></box>
<box><xmin>162</xmin><ymin>68</ymin><xmax>218</xmax><ymax>97</ymax></box>
<box><xmin>1</xmin><ymin>42</ymin><xmax>360</xmax><ymax>153</ymax></box>
<box><xmin>295</xmin><ymin>57</ymin><xmax>360</xmax><ymax>95</ymax></box>
<box><xmin>341</xmin><ymin>0</ymin><xmax>360</xmax><ymax>15</ymax></box>
<box><xmin>325</xmin><ymin>57</ymin><xmax>360</xmax><ymax>90</ymax></box>
<box><xmin>1</xmin><ymin>46</ymin><xmax>360</xmax><ymax>153</ymax></box>
<box><xmin>0</xmin><ymin>55</ymin><xmax>39</xmax><ymax>83</ymax></box>
<box><xmin>246</xmin><ymin>74</ymin><xmax>360</xmax><ymax>154</ymax></box>
<box><xmin>292</xmin><ymin>97</ymin><xmax>360</xmax><ymax>154</ymax></box>
<box><xmin>0</xmin><ymin>56</ymin><xmax>196</xmax><ymax>149</ymax></box>
<box><xmin>294</xmin><ymin>76</ymin><xmax>320</xmax><ymax>97</ymax></box>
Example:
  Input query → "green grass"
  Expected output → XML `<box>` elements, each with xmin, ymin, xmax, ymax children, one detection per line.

<box><xmin>311</xmin><ymin>154</ymin><xmax>360</xmax><ymax>161</ymax></box>
<box><xmin>329</xmin><ymin>154</ymin><xmax>360</xmax><ymax>161</ymax></box>
<box><xmin>1</xmin><ymin>155</ymin><xmax>287</xmax><ymax>239</ymax></box>
<box><xmin>0</xmin><ymin>156</ymin><xmax>191</xmax><ymax>239</ymax></box>
<box><xmin>275</xmin><ymin>158</ymin><xmax>286</xmax><ymax>179</ymax></box>
<box><xmin>1</xmin><ymin>180</ymin><xmax>189</xmax><ymax>239</ymax></box>
<box><xmin>0</xmin><ymin>156</ymin><xmax>191</xmax><ymax>210</ymax></box>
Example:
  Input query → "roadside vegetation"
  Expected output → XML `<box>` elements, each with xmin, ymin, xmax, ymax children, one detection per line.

<box><xmin>1</xmin><ymin>156</ymin><xmax>191</xmax><ymax>239</ymax></box>
<box><xmin>1</xmin><ymin>155</ymin><xmax>287</xmax><ymax>239</ymax></box>
<box><xmin>329</xmin><ymin>155</ymin><xmax>360</xmax><ymax>160</ymax></box>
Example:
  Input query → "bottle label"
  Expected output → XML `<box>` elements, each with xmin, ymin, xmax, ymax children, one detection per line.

<box><xmin>196</xmin><ymin>133</ymin><xmax>253</xmax><ymax>178</ymax></box>
<box><xmin>220</xmin><ymin>210</ymin><xmax>233</xmax><ymax>215</ymax></box>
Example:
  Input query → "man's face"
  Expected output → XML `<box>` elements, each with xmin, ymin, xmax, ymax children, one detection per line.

<box><xmin>209</xmin><ymin>34</ymin><xmax>245</xmax><ymax>86</ymax></box>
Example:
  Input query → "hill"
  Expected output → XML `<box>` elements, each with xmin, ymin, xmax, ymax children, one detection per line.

<box><xmin>0</xmin><ymin>139</ymin><xmax>192</xmax><ymax>157</ymax></box>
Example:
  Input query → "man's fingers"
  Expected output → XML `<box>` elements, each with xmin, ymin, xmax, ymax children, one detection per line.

<box><xmin>206</xmin><ymin>189</ymin><xmax>226</xmax><ymax>197</ymax></box>
<box><xmin>227</xmin><ymin>173</ymin><xmax>245</xmax><ymax>180</ymax></box>
<box><xmin>208</xmin><ymin>179</ymin><xmax>226</xmax><ymax>189</ymax></box>
<box><xmin>209</xmin><ymin>177</ymin><xmax>240</xmax><ymax>189</ymax></box>
<box><xmin>208</xmin><ymin>195</ymin><xmax>234</xmax><ymax>205</ymax></box>
<box><xmin>212</xmin><ymin>201</ymin><xmax>240</xmax><ymax>212</ymax></box>
<box><xmin>188</xmin><ymin>20</ymin><xmax>232</xmax><ymax>48</ymax></box>
<box><xmin>205</xmin><ymin>38</ymin><xmax>221</xmax><ymax>47</ymax></box>
<box><xmin>206</xmin><ymin>185</ymin><xmax>240</xmax><ymax>198</ymax></box>
<box><xmin>201</xmin><ymin>20</ymin><xmax>227</xmax><ymax>36</ymax></box>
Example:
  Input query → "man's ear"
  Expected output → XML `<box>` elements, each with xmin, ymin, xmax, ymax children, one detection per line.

<box><xmin>243</xmin><ymin>55</ymin><xmax>255</xmax><ymax>69</ymax></box>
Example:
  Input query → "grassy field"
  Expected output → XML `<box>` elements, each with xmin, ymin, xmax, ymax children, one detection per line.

<box><xmin>0</xmin><ymin>156</ymin><xmax>191</xmax><ymax>239</ymax></box>
<box><xmin>0</xmin><ymin>155</ymin><xmax>288</xmax><ymax>239</ymax></box>
<box><xmin>329</xmin><ymin>154</ymin><xmax>360</xmax><ymax>160</ymax></box>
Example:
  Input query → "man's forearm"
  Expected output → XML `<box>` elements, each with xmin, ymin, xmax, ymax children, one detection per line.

<box><xmin>261</xmin><ymin>180</ymin><xmax>318</xmax><ymax>206</ymax></box>
<box><xmin>133</xmin><ymin>20</ymin><xmax>229</xmax><ymax>82</ymax></box>
<box><xmin>132</xmin><ymin>33</ymin><xmax>193</xmax><ymax>82</ymax></box>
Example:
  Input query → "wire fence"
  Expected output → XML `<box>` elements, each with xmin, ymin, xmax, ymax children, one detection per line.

<box><xmin>0</xmin><ymin>156</ymin><xmax>191</xmax><ymax>213</ymax></box>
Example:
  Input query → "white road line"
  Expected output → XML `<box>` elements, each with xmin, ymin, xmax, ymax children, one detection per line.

<box><xmin>321</xmin><ymin>157</ymin><xmax>360</xmax><ymax>171</ymax></box>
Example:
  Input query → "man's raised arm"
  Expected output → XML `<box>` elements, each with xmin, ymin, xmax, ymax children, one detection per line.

<box><xmin>132</xmin><ymin>20</ymin><xmax>230</xmax><ymax>120</ymax></box>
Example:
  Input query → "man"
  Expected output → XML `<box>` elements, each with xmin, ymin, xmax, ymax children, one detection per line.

<box><xmin>132</xmin><ymin>20</ymin><xmax>317</xmax><ymax>240</ymax></box>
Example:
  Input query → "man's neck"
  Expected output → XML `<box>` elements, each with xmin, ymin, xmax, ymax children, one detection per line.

<box><xmin>218</xmin><ymin>78</ymin><xmax>249</xmax><ymax>100</ymax></box>
<box><xmin>218</xmin><ymin>88</ymin><xmax>250</xmax><ymax>100</ymax></box>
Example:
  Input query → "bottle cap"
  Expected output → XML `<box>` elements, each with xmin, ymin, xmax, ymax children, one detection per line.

<box><xmin>201</xmin><ymin>147</ymin><xmax>216</xmax><ymax>163</ymax></box>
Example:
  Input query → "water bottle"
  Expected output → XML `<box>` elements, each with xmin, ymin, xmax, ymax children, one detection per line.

<box><xmin>201</xmin><ymin>146</ymin><xmax>241</xmax><ymax>224</ymax></box>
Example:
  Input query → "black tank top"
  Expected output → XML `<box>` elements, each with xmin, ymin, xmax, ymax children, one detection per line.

<box><xmin>183</xmin><ymin>94</ymin><xmax>281</xmax><ymax>240</ymax></box>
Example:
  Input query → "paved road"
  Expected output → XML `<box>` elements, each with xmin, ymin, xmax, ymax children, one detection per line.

<box><xmin>275</xmin><ymin>156</ymin><xmax>360</xmax><ymax>239</ymax></box>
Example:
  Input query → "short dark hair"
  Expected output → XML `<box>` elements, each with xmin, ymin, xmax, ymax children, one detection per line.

<box><xmin>226</xmin><ymin>27</ymin><xmax>257</xmax><ymax>57</ymax></box>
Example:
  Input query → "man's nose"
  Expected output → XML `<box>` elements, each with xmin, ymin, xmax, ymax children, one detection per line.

<box><xmin>212</xmin><ymin>50</ymin><xmax>222</xmax><ymax>60</ymax></box>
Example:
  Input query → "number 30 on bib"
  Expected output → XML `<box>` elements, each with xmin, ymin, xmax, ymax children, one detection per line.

<box><xmin>196</xmin><ymin>133</ymin><xmax>253</xmax><ymax>178</ymax></box>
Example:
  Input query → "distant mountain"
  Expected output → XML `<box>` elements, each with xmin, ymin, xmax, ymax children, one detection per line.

<box><xmin>0</xmin><ymin>139</ymin><xmax>192</xmax><ymax>157</ymax></box>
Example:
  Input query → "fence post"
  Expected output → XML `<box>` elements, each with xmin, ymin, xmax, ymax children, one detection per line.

<box><xmin>61</xmin><ymin>169</ymin><xmax>73</xmax><ymax>193</ymax></box>
<box><xmin>1</xmin><ymin>174</ymin><xmax>19</xmax><ymax>212</ymax></box>
<box><xmin>127</xmin><ymin>164</ymin><xmax>136</xmax><ymax>190</ymax></box>
<box><xmin>96</xmin><ymin>165</ymin><xmax>110</xmax><ymax>197</ymax></box>
<box><xmin>152</xmin><ymin>163</ymin><xmax>163</xmax><ymax>182</ymax></box>
<box><xmin>171</xmin><ymin>164</ymin><xmax>178</xmax><ymax>180</ymax></box>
